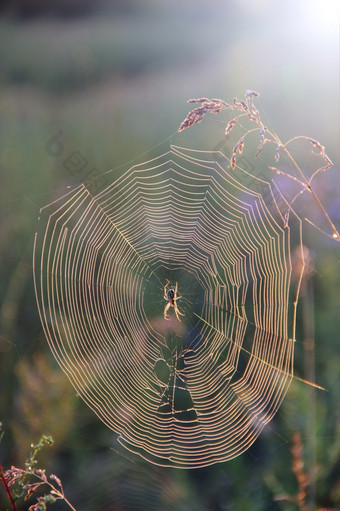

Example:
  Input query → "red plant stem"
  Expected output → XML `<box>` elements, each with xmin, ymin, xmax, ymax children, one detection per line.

<box><xmin>0</xmin><ymin>465</ymin><xmax>17</xmax><ymax>511</ymax></box>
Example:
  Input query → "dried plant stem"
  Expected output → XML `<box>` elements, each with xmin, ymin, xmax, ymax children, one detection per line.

<box><xmin>179</xmin><ymin>91</ymin><xmax>340</xmax><ymax>241</ymax></box>
<box><xmin>271</xmin><ymin>131</ymin><xmax>339</xmax><ymax>240</ymax></box>
<box><xmin>243</xmin><ymin>123</ymin><xmax>338</xmax><ymax>240</ymax></box>
<box><xmin>251</xmin><ymin>124</ymin><xmax>339</xmax><ymax>240</ymax></box>
<box><xmin>291</xmin><ymin>432</ymin><xmax>309</xmax><ymax>511</ymax></box>
<box><xmin>302</xmin><ymin>266</ymin><xmax>317</xmax><ymax>509</ymax></box>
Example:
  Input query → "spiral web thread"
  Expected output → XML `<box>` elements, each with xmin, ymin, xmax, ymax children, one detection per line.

<box><xmin>33</xmin><ymin>145</ymin><xmax>302</xmax><ymax>468</ymax></box>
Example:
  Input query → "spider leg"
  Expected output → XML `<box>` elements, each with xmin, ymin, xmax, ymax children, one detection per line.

<box><xmin>173</xmin><ymin>303</ymin><xmax>184</xmax><ymax>322</ymax></box>
<box><xmin>164</xmin><ymin>302</ymin><xmax>171</xmax><ymax>320</ymax></box>
<box><xmin>164</xmin><ymin>279</ymin><xmax>170</xmax><ymax>300</ymax></box>
<box><xmin>177</xmin><ymin>306</ymin><xmax>185</xmax><ymax>316</ymax></box>
<box><xmin>174</xmin><ymin>305</ymin><xmax>181</xmax><ymax>322</ymax></box>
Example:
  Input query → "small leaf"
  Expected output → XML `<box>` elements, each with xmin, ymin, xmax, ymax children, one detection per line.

<box><xmin>35</xmin><ymin>469</ymin><xmax>47</xmax><ymax>482</ymax></box>
<box><xmin>41</xmin><ymin>436</ymin><xmax>54</xmax><ymax>447</ymax></box>
<box><xmin>4</xmin><ymin>466</ymin><xmax>26</xmax><ymax>486</ymax></box>
<box><xmin>179</xmin><ymin>98</ymin><xmax>230</xmax><ymax>132</ymax></box>
<box><xmin>275</xmin><ymin>145</ymin><xmax>280</xmax><ymax>162</ymax></box>
<box><xmin>29</xmin><ymin>498</ymin><xmax>45</xmax><ymax>511</ymax></box>
<box><xmin>50</xmin><ymin>474</ymin><xmax>62</xmax><ymax>488</ymax></box>
<box><xmin>245</xmin><ymin>89</ymin><xmax>260</xmax><ymax>98</ymax></box>
<box><xmin>245</xmin><ymin>90</ymin><xmax>260</xmax><ymax>115</ymax></box>
<box><xmin>268</xmin><ymin>166</ymin><xmax>281</xmax><ymax>175</ymax></box>
<box><xmin>225</xmin><ymin>118</ymin><xmax>237</xmax><ymax>135</ymax></box>
<box><xmin>44</xmin><ymin>493</ymin><xmax>57</xmax><ymax>503</ymax></box>
<box><xmin>233</xmin><ymin>137</ymin><xmax>244</xmax><ymax>155</ymax></box>
<box><xmin>260</xmin><ymin>127</ymin><xmax>266</xmax><ymax>142</ymax></box>
<box><xmin>24</xmin><ymin>482</ymin><xmax>44</xmax><ymax>500</ymax></box>
<box><xmin>307</xmin><ymin>138</ymin><xmax>324</xmax><ymax>153</ymax></box>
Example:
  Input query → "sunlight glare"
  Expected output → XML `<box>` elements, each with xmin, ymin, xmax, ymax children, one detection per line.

<box><xmin>303</xmin><ymin>0</ymin><xmax>340</xmax><ymax>37</ymax></box>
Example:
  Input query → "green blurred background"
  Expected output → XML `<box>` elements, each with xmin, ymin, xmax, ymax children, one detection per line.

<box><xmin>0</xmin><ymin>0</ymin><xmax>339</xmax><ymax>509</ymax></box>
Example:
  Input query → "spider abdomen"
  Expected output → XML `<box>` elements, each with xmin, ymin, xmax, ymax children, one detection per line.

<box><xmin>167</xmin><ymin>289</ymin><xmax>175</xmax><ymax>300</ymax></box>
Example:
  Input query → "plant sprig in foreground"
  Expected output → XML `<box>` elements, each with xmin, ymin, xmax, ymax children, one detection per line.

<box><xmin>1</xmin><ymin>435</ymin><xmax>76</xmax><ymax>511</ymax></box>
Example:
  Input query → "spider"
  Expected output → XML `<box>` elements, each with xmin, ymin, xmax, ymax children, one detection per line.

<box><xmin>163</xmin><ymin>279</ymin><xmax>184</xmax><ymax>322</ymax></box>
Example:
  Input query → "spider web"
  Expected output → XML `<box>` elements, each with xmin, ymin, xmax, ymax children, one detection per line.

<box><xmin>33</xmin><ymin>144</ymin><xmax>301</xmax><ymax>468</ymax></box>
